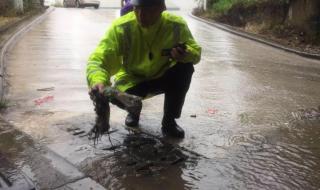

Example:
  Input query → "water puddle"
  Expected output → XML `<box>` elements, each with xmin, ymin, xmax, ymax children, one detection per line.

<box><xmin>80</xmin><ymin>132</ymin><xmax>200</xmax><ymax>190</ymax></box>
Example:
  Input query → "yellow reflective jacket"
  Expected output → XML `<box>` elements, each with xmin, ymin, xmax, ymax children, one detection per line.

<box><xmin>86</xmin><ymin>11</ymin><xmax>201</xmax><ymax>92</ymax></box>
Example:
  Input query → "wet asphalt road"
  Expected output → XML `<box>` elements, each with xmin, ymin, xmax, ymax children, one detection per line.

<box><xmin>4</xmin><ymin>1</ymin><xmax>320</xmax><ymax>189</ymax></box>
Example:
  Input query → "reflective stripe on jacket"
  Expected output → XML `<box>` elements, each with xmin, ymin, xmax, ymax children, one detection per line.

<box><xmin>86</xmin><ymin>11</ymin><xmax>201</xmax><ymax>92</ymax></box>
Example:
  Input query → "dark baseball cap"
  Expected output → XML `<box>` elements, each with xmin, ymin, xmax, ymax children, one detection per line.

<box><xmin>131</xmin><ymin>0</ymin><xmax>165</xmax><ymax>7</ymax></box>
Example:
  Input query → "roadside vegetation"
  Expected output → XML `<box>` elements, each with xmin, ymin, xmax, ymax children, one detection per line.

<box><xmin>208</xmin><ymin>0</ymin><xmax>288</xmax><ymax>14</ymax></box>
<box><xmin>0</xmin><ymin>0</ymin><xmax>44</xmax><ymax>16</ymax></box>
<box><xmin>0</xmin><ymin>0</ymin><xmax>45</xmax><ymax>31</ymax></box>
<box><xmin>194</xmin><ymin>0</ymin><xmax>320</xmax><ymax>53</ymax></box>
<box><xmin>198</xmin><ymin>0</ymin><xmax>289</xmax><ymax>30</ymax></box>
<box><xmin>0</xmin><ymin>99</ymin><xmax>8</xmax><ymax>111</ymax></box>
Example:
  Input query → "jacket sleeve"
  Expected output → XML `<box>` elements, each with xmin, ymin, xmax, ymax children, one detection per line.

<box><xmin>86</xmin><ymin>25</ymin><xmax>122</xmax><ymax>88</ymax></box>
<box><xmin>179</xmin><ymin>22</ymin><xmax>201</xmax><ymax>64</ymax></box>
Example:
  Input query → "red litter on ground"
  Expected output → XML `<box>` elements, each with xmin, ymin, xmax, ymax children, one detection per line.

<box><xmin>207</xmin><ymin>108</ymin><xmax>218</xmax><ymax>115</ymax></box>
<box><xmin>34</xmin><ymin>95</ymin><xmax>54</xmax><ymax>106</ymax></box>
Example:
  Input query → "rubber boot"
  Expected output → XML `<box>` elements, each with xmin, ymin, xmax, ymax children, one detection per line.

<box><xmin>161</xmin><ymin>117</ymin><xmax>185</xmax><ymax>138</ymax></box>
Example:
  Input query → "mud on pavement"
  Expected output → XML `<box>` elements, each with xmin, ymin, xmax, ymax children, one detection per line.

<box><xmin>80</xmin><ymin>130</ymin><xmax>202</xmax><ymax>190</ymax></box>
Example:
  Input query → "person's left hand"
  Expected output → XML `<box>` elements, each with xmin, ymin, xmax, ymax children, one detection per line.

<box><xmin>170</xmin><ymin>45</ymin><xmax>187</xmax><ymax>62</ymax></box>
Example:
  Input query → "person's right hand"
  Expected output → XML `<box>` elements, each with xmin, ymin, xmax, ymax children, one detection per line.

<box><xmin>170</xmin><ymin>43</ymin><xmax>187</xmax><ymax>62</ymax></box>
<box><xmin>91</xmin><ymin>83</ymin><xmax>105</xmax><ymax>94</ymax></box>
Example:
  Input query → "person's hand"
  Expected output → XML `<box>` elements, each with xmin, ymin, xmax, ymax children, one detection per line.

<box><xmin>170</xmin><ymin>43</ymin><xmax>187</xmax><ymax>62</ymax></box>
<box><xmin>91</xmin><ymin>83</ymin><xmax>105</xmax><ymax>94</ymax></box>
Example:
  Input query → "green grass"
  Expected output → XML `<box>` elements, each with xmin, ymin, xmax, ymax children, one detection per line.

<box><xmin>211</xmin><ymin>0</ymin><xmax>258</xmax><ymax>13</ymax></box>
<box><xmin>210</xmin><ymin>0</ymin><xmax>288</xmax><ymax>14</ymax></box>
<box><xmin>212</xmin><ymin>0</ymin><xmax>235</xmax><ymax>14</ymax></box>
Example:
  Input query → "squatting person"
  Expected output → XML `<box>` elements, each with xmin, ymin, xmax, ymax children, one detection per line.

<box><xmin>86</xmin><ymin>0</ymin><xmax>201</xmax><ymax>138</ymax></box>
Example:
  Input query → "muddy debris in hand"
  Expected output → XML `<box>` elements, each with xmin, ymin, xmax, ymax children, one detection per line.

<box><xmin>89</xmin><ymin>89</ymin><xmax>110</xmax><ymax>144</ymax></box>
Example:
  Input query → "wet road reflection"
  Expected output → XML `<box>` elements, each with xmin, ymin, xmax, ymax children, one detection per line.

<box><xmin>4</xmin><ymin>5</ymin><xmax>320</xmax><ymax>190</ymax></box>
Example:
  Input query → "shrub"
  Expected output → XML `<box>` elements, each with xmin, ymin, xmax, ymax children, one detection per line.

<box><xmin>0</xmin><ymin>99</ymin><xmax>8</xmax><ymax>110</ymax></box>
<box><xmin>209</xmin><ymin>0</ymin><xmax>289</xmax><ymax>14</ymax></box>
<box><xmin>0</xmin><ymin>0</ymin><xmax>14</xmax><ymax>16</ymax></box>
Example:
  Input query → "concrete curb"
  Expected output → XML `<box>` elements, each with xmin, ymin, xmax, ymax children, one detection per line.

<box><xmin>189</xmin><ymin>13</ymin><xmax>320</xmax><ymax>60</ymax></box>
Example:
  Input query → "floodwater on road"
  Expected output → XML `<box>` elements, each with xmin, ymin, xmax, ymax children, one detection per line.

<box><xmin>3</xmin><ymin>4</ymin><xmax>320</xmax><ymax>190</ymax></box>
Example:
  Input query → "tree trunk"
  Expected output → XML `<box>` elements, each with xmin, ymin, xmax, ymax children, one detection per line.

<box><xmin>31</xmin><ymin>0</ymin><xmax>42</xmax><ymax>7</ymax></box>
<box><xmin>14</xmin><ymin>0</ymin><xmax>24</xmax><ymax>14</ymax></box>
<box><xmin>203</xmin><ymin>0</ymin><xmax>207</xmax><ymax>10</ymax></box>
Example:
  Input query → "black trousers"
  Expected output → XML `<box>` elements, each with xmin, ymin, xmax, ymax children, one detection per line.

<box><xmin>125</xmin><ymin>62</ymin><xmax>194</xmax><ymax>119</ymax></box>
